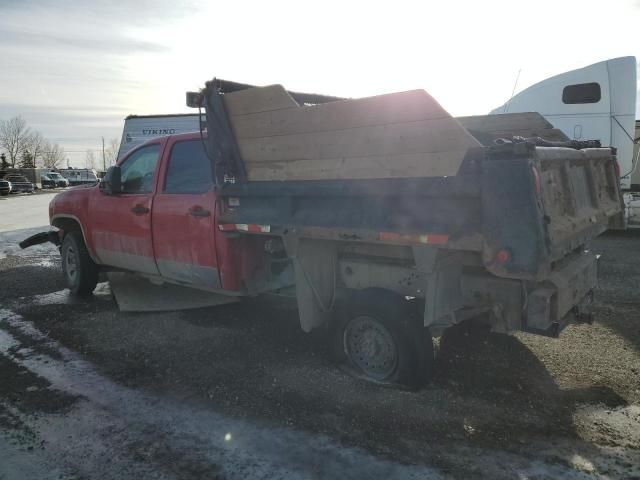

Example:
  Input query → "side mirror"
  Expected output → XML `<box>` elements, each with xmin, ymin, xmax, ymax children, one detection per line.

<box><xmin>100</xmin><ymin>166</ymin><xmax>121</xmax><ymax>195</ymax></box>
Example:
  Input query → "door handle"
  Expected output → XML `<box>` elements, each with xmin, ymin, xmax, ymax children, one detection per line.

<box><xmin>131</xmin><ymin>205</ymin><xmax>150</xmax><ymax>215</ymax></box>
<box><xmin>189</xmin><ymin>206</ymin><xmax>210</xmax><ymax>218</ymax></box>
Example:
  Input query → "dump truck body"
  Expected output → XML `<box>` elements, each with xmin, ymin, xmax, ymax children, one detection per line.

<box><xmin>194</xmin><ymin>80</ymin><xmax>623</xmax><ymax>338</ymax></box>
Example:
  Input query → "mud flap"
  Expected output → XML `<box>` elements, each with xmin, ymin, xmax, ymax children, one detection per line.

<box><xmin>107</xmin><ymin>273</ymin><xmax>238</xmax><ymax>312</ymax></box>
<box><xmin>286</xmin><ymin>238</ymin><xmax>336</xmax><ymax>332</ymax></box>
<box><xmin>19</xmin><ymin>231</ymin><xmax>60</xmax><ymax>249</ymax></box>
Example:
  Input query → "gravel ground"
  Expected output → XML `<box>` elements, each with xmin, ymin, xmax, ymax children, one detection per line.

<box><xmin>0</xmin><ymin>229</ymin><xmax>639</xmax><ymax>479</ymax></box>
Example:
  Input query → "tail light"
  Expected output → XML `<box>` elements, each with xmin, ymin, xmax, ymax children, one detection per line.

<box><xmin>495</xmin><ymin>249</ymin><xmax>511</xmax><ymax>264</ymax></box>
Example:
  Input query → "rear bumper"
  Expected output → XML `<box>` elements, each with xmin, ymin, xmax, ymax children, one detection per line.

<box><xmin>525</xmin><ymin>252</ymin><xmax>597</xmax><ymax>336</ymax></box>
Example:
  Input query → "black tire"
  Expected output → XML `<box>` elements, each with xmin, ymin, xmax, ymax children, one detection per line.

<box><xmin>61</xmin><ymin>231</ymin><xmax>99</xmax><ymax>296</ymax></box>
<box><xmin>331</xmin><ymin>288</ymin><xmax>434</xmax><ymax>389</ymax></box>
<box><xmin>0</xmin><ymin>192</ymin><xmax>8</xmax><ymax>196</ymax></box>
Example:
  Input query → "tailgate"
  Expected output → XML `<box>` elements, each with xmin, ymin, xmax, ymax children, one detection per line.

<box><xmin>536</xmin><ymin>147</ymin><xmax>623</xmax><ymax>259</ymax></box>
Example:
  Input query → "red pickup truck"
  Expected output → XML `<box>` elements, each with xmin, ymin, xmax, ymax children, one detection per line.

<box><xmin>21</xmin><ymin>81</ymin><xmax>624</xmax><ymax>388</ymax></box>
<box><xmin>40</xmin><ymin>133</ymin><xmax>259</xmax><ymax>296</ymax></box>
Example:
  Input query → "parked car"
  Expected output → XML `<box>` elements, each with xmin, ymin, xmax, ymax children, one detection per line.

<box><xmin>5</xmin><ymin>174</ymin><xmax>34</xmax><ymax>193</ymax></box>
<box><xmin>41</xmin><ymin>174</ymin><xmax>56</xmax><ymax>189</ymax></box>
<box><xmin>42</xmin><ymin>172</ymin><xmax>69</xmax><ymax>188</ymax></box>
<box><xmin>59</xmin><ymin>169</ymin><xmax>99</xmax><ymax>186</ymax></box>
<box><xmin>0</xmin><ymin>178</ymin><xmax>11</xmax><ymax>196</ymax></box>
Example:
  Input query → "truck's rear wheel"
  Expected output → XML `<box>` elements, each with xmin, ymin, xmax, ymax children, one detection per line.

<box><xmin>333</xmin><ymin>288</ymin><xmax>434</xmax><ymax>389</ymax></box>
<box><xmin>61</xmin><ymin>231</ymin><xmax>98</xmax><ymax>296</ymax></box>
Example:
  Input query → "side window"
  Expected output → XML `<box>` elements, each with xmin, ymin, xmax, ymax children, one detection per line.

<box><xmin>562</xmin><ymin>83</ymin><xmax>601</xmax><ymax>104</ymax></box>
<box><xmin>164</xmin><ymin>140</ymin><xmax>213</xmax><ymax>194</ymax></box>
<box><xmin>120</xmin><ymin>144</ymin><xmax>160</xmax><ymax>194</ymax></box>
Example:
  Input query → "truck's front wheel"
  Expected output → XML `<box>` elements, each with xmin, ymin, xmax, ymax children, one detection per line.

<box><xmin>61</xmin><ymin>231</ymin><xmax>98</xmax><ymax>296</ymax></box>
<box><xmin>333</xmin><ymin>288</ymin><xmax>434</xmax><ymax>389</ymax></box>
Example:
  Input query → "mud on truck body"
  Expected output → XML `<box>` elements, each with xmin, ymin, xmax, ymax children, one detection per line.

<box><xmin>22</xmin><ymin>79</ymin><xmax>624</xmax><ymax>388</ymax></box>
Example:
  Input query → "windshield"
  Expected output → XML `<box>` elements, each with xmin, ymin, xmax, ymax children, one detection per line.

<box><xmin>48</xmin><ymin>173</ymin><xmax>63</xmax><ymax>179</ymax></box>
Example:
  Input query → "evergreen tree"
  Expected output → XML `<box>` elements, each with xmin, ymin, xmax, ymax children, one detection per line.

<box><xmin>19</xmin><ymin>150</ymin><xmax>36</xmax><ymax>168</ymax></box>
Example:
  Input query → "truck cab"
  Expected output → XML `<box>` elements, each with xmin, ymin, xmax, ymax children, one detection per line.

<box><xmin>48</xmin><ymin>133</ymin><xmax>263</xmax><ymax>296</ymax></box>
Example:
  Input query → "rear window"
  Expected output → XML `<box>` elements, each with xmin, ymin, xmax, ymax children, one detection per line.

<box><xmin>562</xmin><ymin>82</ymin><xmax>601</xmax><ymax>104</ymax></box>
<box><xmin>164</xmin><ymin>140</ymin><xmax>212</xmax><ymax>194</ymax></box>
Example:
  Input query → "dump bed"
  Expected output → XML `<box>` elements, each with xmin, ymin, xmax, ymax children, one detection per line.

<box><xmin>191</xmin><ymin>81</ymin><xmax>624</xmax><ymax>281</ymax></box>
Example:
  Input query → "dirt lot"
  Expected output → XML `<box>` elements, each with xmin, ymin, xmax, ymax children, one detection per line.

<box><xmin>0</xmin><ymin>229</ymin><xmax>639</xmax><ymax>479</ymax></box>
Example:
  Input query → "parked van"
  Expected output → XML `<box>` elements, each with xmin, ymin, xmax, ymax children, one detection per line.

<box><xmin>59</xmin><ymin>169</ymin><xmax>99</xmax><ymax>186</ymax></box>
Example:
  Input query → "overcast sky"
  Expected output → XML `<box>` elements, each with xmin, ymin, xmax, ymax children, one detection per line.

<box><xmin>1</xmin><ymin>0</ymin><xmax>639</xmax><ymax>167</ymax></box>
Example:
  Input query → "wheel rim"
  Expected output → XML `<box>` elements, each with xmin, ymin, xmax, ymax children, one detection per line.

<box><xmin>65</xmin><ymin>245</ymin><xmax>78</xmax><ymax>283</ymax></box>
<box><xmin>343</xmin><ymin>315</ymin><xmax>398</xmax><ymax>380</ymax></box>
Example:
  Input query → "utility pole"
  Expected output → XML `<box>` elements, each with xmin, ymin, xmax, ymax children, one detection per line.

<box><xmin>102</xmin><ymin>137</ymin><xmax>106</xmax><ymax>171</ymax></box>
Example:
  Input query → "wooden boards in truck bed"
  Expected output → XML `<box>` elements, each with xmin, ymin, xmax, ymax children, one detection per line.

<box><xmin>222</xmin><ymin>85</ymin><xmax>482</xmax><ymax>181</ymax></box>
<box><xmin>456</xmin><ymin>112</ymin><xmax>570</xmax><ymax>145</ymax></box>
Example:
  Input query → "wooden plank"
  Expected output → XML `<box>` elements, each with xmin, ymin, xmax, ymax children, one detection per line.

<box><xmin>238</xmin><ymin>118</ymin><xmax>478</xmax><ymax>163</ymax></box>
<box><xmin>246</xmin><ymin>150</ymin><xmax>471</xmax><ymax>181</ymax></box>
<box><xmin>224</xmin><ymin>87</ymin><xmax>482</xmax><ymax>181</ymax></box>
<box><xmin>509</xmin><ymin>128</ymin><xmax>569</xmax><ymax>141</ymax></box>
<box><xmin>222</xmin><ymin>84</ymin><xmax>298</xmax><ymax>116</ymax></box>
<box><xmin>467</xmin><ymin>127</ymin><xmax>570</xmax><ymax>145</ymax></box>
<box><xmin>228</xmin><ymin>89</ymin><xmax>455</xmax><ymax>139</ymax></box>
<box><xmin>456</xmin><ymin>112</ymin><xmax>553</xmax><ymax>132</ymax></box>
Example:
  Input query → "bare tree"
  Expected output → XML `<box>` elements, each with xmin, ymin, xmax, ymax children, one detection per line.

<box><xmin>0</xmin><ymin>116</ymin><xmax>31</xmax><ymax>167</ymax></box>
<box><xmin>85</xmin><ymin>150</ymin><xmax>96</xmax><ymax>169</ymax></box>
<box><xmin>25</xmin><ymin>131</ymin><xmax>46</xmax><ymax>167</ymax></box>
<box><xmin>42</xmin><ymin>142</ymin><xmax>66</xmax><ymax>169</ymax></box>
<box><xmin>104</xmin><ymin>138</ymin><xmax>120</xmax><ymax>168</ymax></box>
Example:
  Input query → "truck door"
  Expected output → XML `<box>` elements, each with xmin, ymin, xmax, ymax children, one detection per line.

<box><xmin>151</xmin><ymin>137</ymin><xmax>221</xmax><ymax>289</ymax></box>
<box><xmin>89</xmin><ymin>142</ymin><xmax>163</xmax><ymax>275</ymax></box>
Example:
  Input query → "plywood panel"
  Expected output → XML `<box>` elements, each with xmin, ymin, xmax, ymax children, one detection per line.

<box><xmin>471</xmin><ymin>128</ymin><xmax>570</xmax><ymax>144</ymax></box>
<box><xmin>228</xmin><ymin>89</ymin><xmax>455</xmax><ymax>139</ymax></box>
<box><xmin>222</xmin><ymin>84</ymin><xmax>299</xmax><ymax>115</ymax></box>
<box><xmin>223</xmin><ymin>86</ymin><xmax>482</xmax><ymax>181</ymax></box>
<box><xmin>247</xmin><ymin>150</ymin><xmax>471</xmax><ymax>181</ymax></box>
<box><xmin>238</xmin><ymin>118</ymin><xmax>477</xmax><ymax>163</ymax></box>
<box><xmin>457</xmin><ymin>112</ymin><xmax>553</xmax><ymax>132</ymax></box>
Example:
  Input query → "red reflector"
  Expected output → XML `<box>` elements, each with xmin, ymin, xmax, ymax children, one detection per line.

<box><xmin>495</xmin><ymin>249</ymin><xmax>511</xmax><ymax>264</ymax></box>
<box><xmin>427</xmin><ymin>234</ymin><xmax>449</xmax><ymax>245</ymax></box>
<box><xmin>379</xmin><ymin>232</ymin><xmax>401</xmax><ymax>242</ymax></box>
